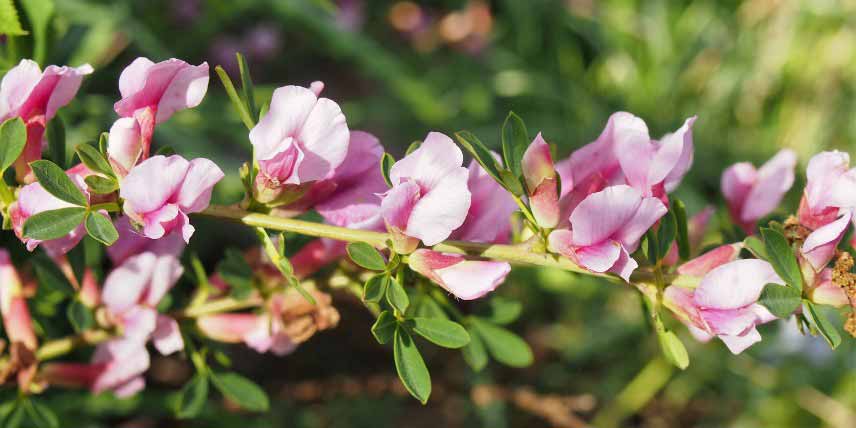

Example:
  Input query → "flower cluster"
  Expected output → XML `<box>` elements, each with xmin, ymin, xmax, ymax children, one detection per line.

<box><xmin>1</xmin><ymin>54</ymin><xmax>854</xmax><ymax>411</ymax></box>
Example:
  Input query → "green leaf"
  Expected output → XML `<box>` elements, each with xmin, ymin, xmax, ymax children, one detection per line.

<box><xmin>0</xmin><ymin>400</ymin><xmax>24</xmax><ymax>428</ymax></box>
<box><xmin>0</xmin><ymin>0</ymin><xmax>27</xmax><ymax>36</ymax></box>
<box><xmin>218</xmin><ymin>248</ymin><xmax>254</xmax><ymax>300</ymax></box>
<box><xmin>658</xmin><ymin>209</ymin><xmax>677</xmax><ymax>259</ymax></box>
<box><xmin>371</xmin><ymin>310</ymin><xmax>397</xmax><ymax>344</ymax></box>
<box><xmin>98</xmin><ymin>132</ymin><xmax>109</xmax><ymax>155</ymax></box>
<box><xmin>760</xmin><ymin>228</ymin><xmax>803</xmax><ymax>291</ymax></box>
<box><xmin>405</xmin><ymin>141</ymin><xmax>421</xmax><ymax>155</ymax></box>
<box><xmin>454</xmin><ymin>131</ymin><xmax>504</xmax><ymax>185</ymax></box>
<box><xmin>461</xmin><ymin>327</ymin><xmax>488</xmax><ymax>371</ymax></box>
<box><xmin>84</xmin><ymin>175</ymin><xmax>118</xmax><ymax>194</ymax></box>
<box><xmin>23</xmin><ymin>207</ymin><xmax>86</xmax><ymax>240</ymax></box>
<box><xmin>66</xmin><ymin>299</ymin><xmax>94</xmax><ymax>332</ymax></box>
<box><xmin>499</xmin><ymin>169</ymin><xmax>524</xmax><ymax>196</ymax></box>
<box><xmin>803</xmin><ymin>301</ymin><xmax>842</xmax><ymax>349</ymax></box>
<box><xmin>673</xmin><ymin>199</ymin><xmax>690</xmax><ymax>260</ymax></box>
<box><xmin>175</xmin><ymin>374</ymin><xmax>209</xmax><ymax>419</ymax></box>
<box><xmin>644</xmin><ymin>229</ymin><xmax>659</xmax><ymax>264</ymax></box>
<box><xmin>412</xmin><ymin>295</ymin><xmax>448</xmax><ymax>319</ymax></box>
<box><xmin>19</xmin><ymin>0</ymin><xmax>55</xmax><ymax>64</ymax></box>
<box><xmin>393</xmin><ymin>326</ymin><xmax>431</xmax><ymax>404</ymax></box>
<box><xmin>0</xmin><ymin>118</ymin><xmax>26</xmax><ymax>173</ymax></box>
<box><xmin>45</xmin><ymin>110</ymin><xmax>65</xmax><ymax>168</ymax></box>
<box><xmin>478</xmin><ymin>296</ymin><xmax>522</xmax><ymax>325</ymax></box>
<box><xmin>30</xmin><ymin>160</ymin><xmax>87</xmax><ymax>206</ymax></box>
<box><xmin>500</xmin><ymin>111</ymin><xmax>528</xmax><ymax>178</ymax></box>
<box><xmin>346</xmin><ymin>242</ymin><xmax>386</xmax><ymax>271</ymax></box>
<box><xmin>758</xmin><ymin>283</ymin><xmax>801</xmax><ymax>318</ymax></box>
<box><xmin>386</xmin><ymin>276</ymin><xmax>409</xmax><ymax>314</ymax></box>
<box><xmin>75</xmin><ymin>143</ymin><xmax>114</xmax><ymax>177</ymax></box>
<box><xmin>743</xmin><ymin>235</ymin><xmax>768</xmax><ymax>260</ymax></box>
<box><xmin>210</xmin><ymin>371</ymin><xmax>269</xmax><ymax>412</ymax></box>
<box><xmin>657</xmin><ymin>330</ymin><xmax>689</xmax><ymax>370</ymax></box>
<box><xmin>380</xmin><ymin>152</ymin><xmax>395</xmax><ymax>188</ymax></box>
<box><xmin>410</xmin><ymin>317</ymin><xmax>470</xmax><ymax>349</ymax></box>
<box><xmin>30</xmin><ymin>255</ymin><xmax>75</xmax><ymax>296</ymax></box>
<box><xmin>471</xmin><ymin>318</ymin><xmax>533</xmax><ymax>368</ymax></box>
<box><xmin>363</xmin><ymin>273</ymin><xmax>389</xmax><ymax>303</ymax></box>
<box><xmin>215</xmin><ymin>66</ymin><xmax>255</xmax><ymax>130</ymax></box>
<box><xmin>84</xmin><ymin>212</ymin><xmax>118</xmax><ymax>246</ymax></box>
<box><xmin>236</xmin><ymin>52</ymin><xmax>257</xmax><ymax>119</ymax></box>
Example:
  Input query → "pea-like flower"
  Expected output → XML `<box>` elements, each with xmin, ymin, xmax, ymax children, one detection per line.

<box><xmin>721</xmin><ymin>149</ymin><xmax>796</xmax><ymax>233</ymax></box>
<box><xmin>664</xmin><ymin>258</ymin><xmax>784</xmax><ymax>354</ymax></box>
<box><xmin>113</xmin><ymin>58</ymin><xmax>209</xmax><ymax>150</ymax></box>
<box><xmin>380</xmin><ymin>132</ymin><xmax>471</xmax><ymax>253</ymax></box>
<box><xmin>548</xmin><ymin>185</ymin><xmax>667</xmax><ymax>281</ymax></box>
<box><xmin>120</xmin><ymin>155</ymin><xmax>224</xmax><ymax>242</ymax></box>
<box><xmin>797</xmin><ymin>151</ymin><xmax>856</xmax><ymax>271</ymax></box>
<box><xmin>0</xmin><ymin>59</ymin><xmax>92</xmax><ymax>182</ymax></box>
<box><xmin>249</xmin><ymin>83</ymin><xmax>350</xmax><ymax>206</ymax></box>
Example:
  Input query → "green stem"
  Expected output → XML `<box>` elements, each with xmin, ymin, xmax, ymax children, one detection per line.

<box><xmin>198</xmin><ymin>205</ymin><xmax>638</xmax><ymax>280</ymax></box>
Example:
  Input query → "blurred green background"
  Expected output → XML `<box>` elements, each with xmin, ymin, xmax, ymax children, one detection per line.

<box><xmin>4</xmin><ymin>0</ymin><xmax>856</xmax><ymax>426</ymax></box>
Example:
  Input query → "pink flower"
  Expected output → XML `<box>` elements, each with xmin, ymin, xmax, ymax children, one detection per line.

<box><xmin>547</xmin><ymin>185</ymin><xmax>667</xmax><ymax>281</ymax></box>
<box><xmin>249</xmin><ymin>83</ymin><xmax>349</xmax><ymax>205</ymax></box>
<box><xmin>721</xmin><ymin>149</ymin><xmax>796</xmax><ymax>233</ymax></box>
<box><xmin>521</xmin><ymin>133</ymin><xmax>560</xmax><ymax>229</ymax></box>
<box><xmin>801</xmin><ymin>210</ymin><xmax>851</xmax><ymax>272</ymax></box>
<box><xmin>409</xmin><ymin>249</ymin><xmax>510</xmax><ymax>300</ymax></box>
<box><xmin>555</xmin><ymin>112</ymin><xmax>695</xmax><ymax>219</ymax></box>
<box><xmin>10</xmin><ymin>168</ymin><xmax>90</xmax><ymax>255</ymax></box>
<box><xmin>664</xmin><ymin>259</ymin><xmax>784</xmax><ymax>354</ymax></box>
<box><xmin>795</xmin><ymin>152</ymin><xmax>856</xmax><ymax>271</ymax></box>
<box><xmin>120</xmin><ymin>155</ymin><xmax>224</xmax><ymax>242</ymax></box>
<box><xmin>0</xmin><ymin>59</ymin><xmax>93</xmax><ymax>182</ymax></box>
<box><xmin>450</xmin><ymin>157</ymin><xmax>517</xmax><ymax>244</ymax></box>
<box><xmin>113</xmin><ymin>57</ymin><xmax>209</xmax><ymax>130</ymax></box>
<box><xmin>0</xmin><ymin>250</ymin><xmax>38</xmax><ymax>389</ymax></box>
<box><xmin>42</xmin><ymin>339</ymin><xmax>150</xmax><ymax>397</ymax></box>
<box><xmin>60</xmin><ymin>243</ymin><xmax>187</xmax><ymax>396</ymax></box>
<box><xmin>106</xmin><ymin>117</ymin><xmax>144</xmax><ymax>176</ymax></box>
<box><xmin>806</xmin><ymin>268</ymin><xmax>853</xmax><ymax>308</ymax></box>
<box><xmin>380</xmin><ymin>132</ymin><xmax>471</xmax><ymax>253</ymax></box>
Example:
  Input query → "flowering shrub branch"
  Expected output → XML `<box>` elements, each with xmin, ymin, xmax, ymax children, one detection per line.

<box><xmin>0</xmin><ymin>47</ymin><xmax>855</xmax><ymax>423</ymax></box>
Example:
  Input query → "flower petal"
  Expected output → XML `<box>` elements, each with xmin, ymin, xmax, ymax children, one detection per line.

<box><xmin>694</xmin><ymin>259</ymin><xmax>783</xmax><ymax>310</ymax></box>
<box><xmin>569</xmin><ymin>185</ymin><xmax>643</xmax><ymax>246</ymax></box>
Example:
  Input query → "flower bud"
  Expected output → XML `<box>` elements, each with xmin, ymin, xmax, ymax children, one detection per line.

<box><xmin>521</xmin><ymin>133</ymin><xmax>560</xmax><ymax>229</ymax></box>
<box><xmin>409</xmin><ymin>249</ymin><xmax>510</xmax><ymax>300</ymax></box>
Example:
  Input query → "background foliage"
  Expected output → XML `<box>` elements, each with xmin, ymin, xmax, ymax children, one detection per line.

<box><xmin>3</xmin><ymin>0</ymin><xmax>856</xmax><ymax>426</ymax></box>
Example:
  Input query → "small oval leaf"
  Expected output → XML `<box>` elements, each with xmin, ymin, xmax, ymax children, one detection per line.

<box><xmin>471</xmin><ymin>318</ymin><xmax>533</xmax><ymax>368</ymax></box>
<box><xmin>84</xmin><ymin>212</ymin><xmax>118</xmax><ymax>246</ymax></box>
<box><xmin>210</xmin><ymin>371</ymin><xmax>269</xmax><ymax>412</ymax></box>
<box><xmin>346</xmin><ymin>242</ymin><xmax>387</xmax><ymax>271</ymax></box>
<box><xmin>23</xmin><ymin>207</ymin><xmax>86</xmax><ymax>240</ymax></box>
<box><xmin>394</xmin><ymin>326</ymin><xmax>431</xmax><ymax>404</ymax></box>
<box><xmin>0</xmin><ymin>117</ymin><xmax>26</xmax><ymax>173</ymax></box>
<box><xmin>30</xmin><ymin>160</ymin><xmax>87</xmax><ymax>206</ymax></box>
<box><xmin>410</xmin><ymin>317</ymin><xmax>470</xmax><ymax>349</ymax></box>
